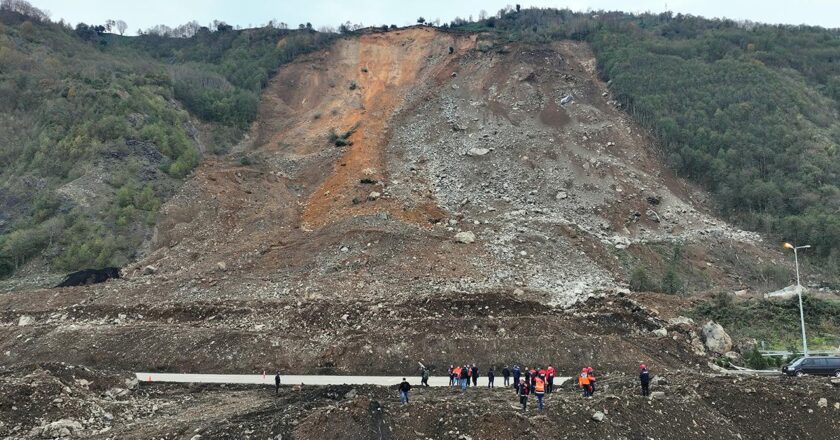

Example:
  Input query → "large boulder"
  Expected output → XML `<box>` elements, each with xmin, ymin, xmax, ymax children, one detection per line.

<box><xmin>701</xmin><ymin>321</ymin><xmax>733</xmax><ymax>354</ymax></box>
<box><xmin>734</xmin><ymin>337</ymin><xmax>758</xmax><ymax>354</ymax></box>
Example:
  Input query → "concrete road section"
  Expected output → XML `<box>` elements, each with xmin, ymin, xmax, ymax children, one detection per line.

<box><xmin>136</xmin><ymin>373</ymin><xmax>570</xmax><ymax>387</ymax></box>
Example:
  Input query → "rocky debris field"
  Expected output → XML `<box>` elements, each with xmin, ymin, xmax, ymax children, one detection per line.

<box><xmin>0</xmin><ymin>27</ymin><xmax>832</xmax><ymax>440</ymax></box>
<box><xmin>1</xmin><ymin>286</ymin><xmax>710</xmax><ymax>375</ymax></box>
<box><xmin>1</xmin><ymin>364</ymin><xmax>838</xmax><ymax>439</ymax></box>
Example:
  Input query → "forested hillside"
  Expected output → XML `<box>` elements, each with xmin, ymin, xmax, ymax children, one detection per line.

<box><xmin>0</xmin><ymin>1</ymin><xmax>332</xmax><ymax>277</ymax></box>
<box><xmin>2</xmin><ymin>1</ymin><xmax>840</xmax><ymax>280</ymax></box>
<box><xmin>455</xmin><ymin>8</ymin><xmax>840</xmax><ymax>273</ymax></box>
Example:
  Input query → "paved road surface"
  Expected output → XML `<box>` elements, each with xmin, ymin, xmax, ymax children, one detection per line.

<box><xmin>136</xmin><ymin>373</ymin><xmax>571</xmax><ymax>387</ymax></box>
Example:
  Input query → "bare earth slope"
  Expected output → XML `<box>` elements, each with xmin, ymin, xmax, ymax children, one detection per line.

<box><xmin>2</xmin><ymin>28</ymin><xmax>831</xmax><ymax>439</ymax></box>
<box><xmin>0</xmin><ymin>27</ymin><xmax>784</xmax><ymax>375</ymax></box>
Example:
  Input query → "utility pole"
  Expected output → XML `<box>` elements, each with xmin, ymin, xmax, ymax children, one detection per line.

<box><xmin>784</xmin><ymin>243</ymin><xmax>811</xmax><ymax>357</ymax></box>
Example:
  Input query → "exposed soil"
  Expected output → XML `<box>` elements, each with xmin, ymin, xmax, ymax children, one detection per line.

<box><xmin>2</xmin><ymin>364</ymin><xmax>838</xmax><ymax>439</ymax></box>
<box><xmin>0</xmin><ymin>27</ymin><xmax>832</xmax><ymax>439</ymax></box>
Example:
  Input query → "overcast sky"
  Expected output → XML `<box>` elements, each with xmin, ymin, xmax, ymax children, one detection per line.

<box><xmin>33</xmin><ymin>1</ymin><xmax>840</xmax><ymax>34</ymax></box>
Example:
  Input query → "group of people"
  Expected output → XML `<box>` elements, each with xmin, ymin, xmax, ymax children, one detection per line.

<box><xmin>448</xmin><ymin>364</ymin><xmax>483</xmax><ymax>390</ymax></box>
<box><xmin>399</xmin><ymin>363</ymin><xmax>655</xmax><ymax>411</ymax></box>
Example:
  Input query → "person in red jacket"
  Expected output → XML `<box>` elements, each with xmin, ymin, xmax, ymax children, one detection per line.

<box><xmin>546</xmin><ymin>365</ymin><xmax>556</xmax><ymax>394</ymax></box>
<box><xmin>529</xmin><ymin>367</ymin><xmax>537</xmax><ymax>389</ymax></box>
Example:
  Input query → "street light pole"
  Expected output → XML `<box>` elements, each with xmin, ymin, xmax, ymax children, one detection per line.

<box><xmin>784</xmin><ymin>243</ymin><xmax>811</xmax><ymax>357</ymax></box>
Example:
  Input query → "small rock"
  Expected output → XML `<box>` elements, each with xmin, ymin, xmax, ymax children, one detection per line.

<box><xmin>217</xmin><ymin>262</ymin><xmax>227</xmax><ymax>271</ymax></box>
<box><xmin>668</xmin><ymin>316</ymin><xmax>695</xmax><ymax>326</ymax></box>
<box><xmin>344</xmin><ymin>388</ymin><xmax>358</xmax><ymax>399</ymax></box>
<box><xmin>368</xmin><ymin>191</ymin><xmax>381</xmax><ymax>201</ymax></box>
<box><xmin>592</xmin><ymin>411</ymin><xmax>605</xmax><ymax>422</ymax></box>
<box><xmin>650</xmin><ymin>391</ymin><xmax>665</xmax><ymax>399</ymax></box>
<box><xmin>18</xmin><ymin>315</ymin><xmax>34</xmax><ymax>326</ymax></box>
<box><xmin>818</xmin><ymin>398</ymin><xmax>828</xmax><ymax>408</ymax></box>
<box><xmin>724</xmin><ymin>351</ymin><xmax>742</xmax><ymax>363</ymax></box>
<box><xmin>454</xmin><ymin>231</ymin><xmax>476</xmax><ymax>244</ymax></box>
<box><xmin>651</xmin><ymin>376</ymin><xmax>668</xmax><ymax>386</ymax></box>
<box><xmin>41</xmin><ymin>419</ymin><xmax>82</xmax><ymax>438</ymax></box>
<box><xmin>467</xmin><ymin>147</ymin><xmax>490</xmax><ymax>157</ymax></box>
<box><xmin>555</xmin><ymin>191</ymin><xmax>568</xmax><ymax>200</ymax></box>
<box><xmin>125</xmin><ymin>377</ymin><xmax>139</xmax><ymax>390</ymax></box>
<box><xmin>142</xmin><ymin>265</ymin><xmax>157</xmax><ymax>275</ymax></box>
<box><xmin>652</xmin><ymin>328</ymin><xmax>667</xmax><ymax>337</ymax></box>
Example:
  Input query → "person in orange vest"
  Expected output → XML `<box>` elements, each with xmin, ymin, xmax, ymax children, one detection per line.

<box><xmin>578</xmin><ymin>370</ymin><xmax>591</xmax><ymax>397</ymax></box>
<box><xmin>452</xmin><ymin>365</ymin><xmax>462</xmax><ymax>388</ymax></box>
<box><xmin>585</xmin><ymin>367</ymin><xmax>597</xmax><ymax>396</ymax></box>
<box><xmin>533</xmin><ymin>375</ymin><xmax>546</xmax><ymax>410</ymax></box>
<box><xmin>546</xmin><ymin>365</ymin><xmax>556</xmax><ymax>394</ymax></box>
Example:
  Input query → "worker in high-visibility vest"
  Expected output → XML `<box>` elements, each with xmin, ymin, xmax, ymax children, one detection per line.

<box><xmin>578</xmin><ymin>370</ymin><xmax>591</xmax><ymax>397</ymax></box>
<box><xmin>534</xmin><ymin>376</ymin><xmax>546</xmax><ymax>410</ymax></box>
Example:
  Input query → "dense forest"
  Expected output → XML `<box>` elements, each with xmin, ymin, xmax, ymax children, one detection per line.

<box><xmin>453</xmin><ymin>7</ymin><xmax>840</xmax><ymax>274</ymax></box>
<box><xmin>0</xmin><ymin>0</ymin><xmax>333</xmax><ymax>276</ymax></box>
<box><xmin>1</xmin><ymin>0</ymin><xmax>840</xmax><ymax>280</ymax></box>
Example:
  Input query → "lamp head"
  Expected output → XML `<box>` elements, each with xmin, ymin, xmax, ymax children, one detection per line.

<box><xmin>783</xmin><ymin>242</ymin><xmax>794</xmax><ymax>250</ymax></box>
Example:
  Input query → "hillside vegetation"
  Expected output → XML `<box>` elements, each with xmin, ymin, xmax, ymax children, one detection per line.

<box><xmin>0</xmin><ymin>1</ymin><xmax>332</xmax><ymax>277</ymax></box>
<box><xmin>455</xmin><ymin>8</ymin><xmax>840</xmax><ymax>275</ymax></box>
<box><xmin>2</xmin><ymin>2</ymin><xmax>840</xmax><ymax>282</ymax></box>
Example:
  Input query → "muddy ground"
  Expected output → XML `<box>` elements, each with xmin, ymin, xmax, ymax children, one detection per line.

<box><xmin>2</xmin><ymin>364</ymin><xmax>838</xmax><ymax>439</ymax></box>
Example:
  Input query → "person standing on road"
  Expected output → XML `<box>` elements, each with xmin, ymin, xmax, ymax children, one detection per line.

<box><xmin>452</xmin><ymin>365</ymin><xmax>461</xmax><ymax>388</ymax></box>
<box><xmin>274</xmin><ymin>371</ymin><xmax>281</xmax><ymax>395</ymax></box>
<box><xmin>466</xmin><ymin>364</ymin><xmax>472</xmax><ymax>387</ymax></box>
<box><xmin>518</xmin><ymin>378</ymin><xmax>530</xmax><ymax>411</ymax></box>
<box><xmin>487</xmin><ymin>367</ymin><xmax>495</xmax><ymax>388</ymax></box>
<box><xmin>502</xmin><ymin>366</ymin><xmax>511</xmax><ymax>386</ymax></box>
<box><xmin>471</xmin><ymin>364</ymin><xmax>479</xmax><ymax>387</ymax></box>
<box><xmin>421</xmin><ymin>367</ymin><xmax>430</xmax><ymax>387</ymax></box>
<box><xmin>399</xmin><ymin>378</ymin><xmax>412</xmax><ymax>404</ymax></box>
<box><xmin>639</xmin><ymin>364</ymin><xmax>651</xmax><ymax>397</ymax></box>
<box><xmin>460</xmin><ymin>364</ymin><xmax>469</xmax><ymax>391</ymax></box>
<box><xmin>512</xmin><ymin>365</ymin><xmax>521</xmax><ymax>390</ymax></box>
<box><xmin>534</xmin><ymin>375</ymin><xmax>546</xmax><ymax>411</ymax></box>
<box><xmin>448</xmin><ymin>365</ymin><xmax>455</xmax><ymax>387</ymax></box>
<box><xmin>546</xmin><ymin>365</ymin><xmax>556</xmax><ymax>394</ymax></box>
